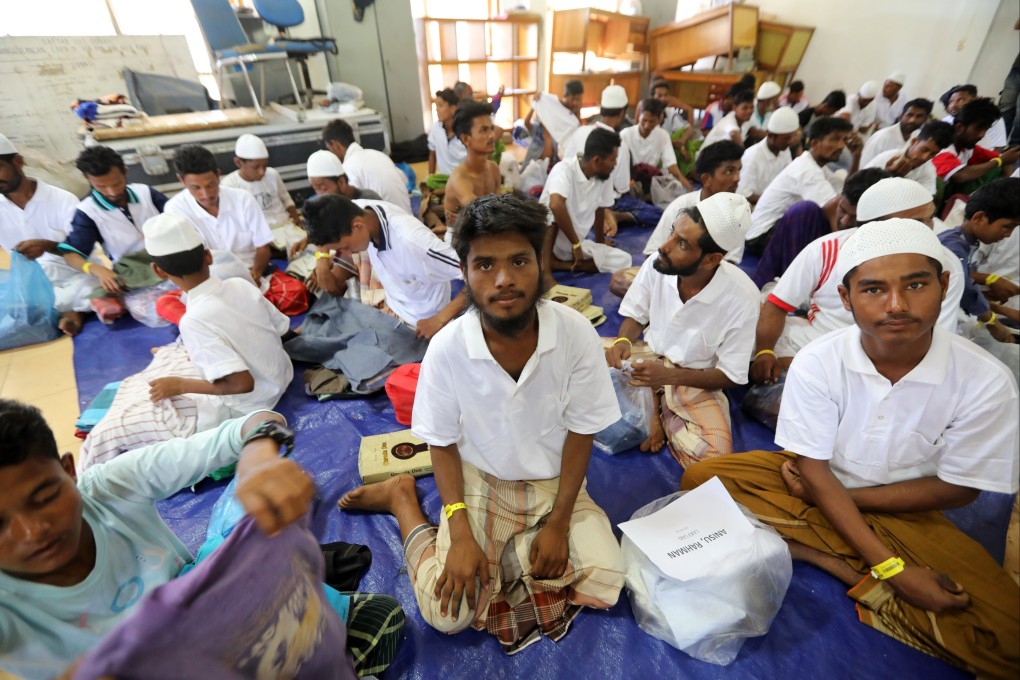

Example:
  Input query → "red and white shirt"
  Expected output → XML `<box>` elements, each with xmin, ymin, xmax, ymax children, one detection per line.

<box><xmin>932</xmin><ymin>144</ymin><xmax>1000</xmax><ymax>181</ymax></box>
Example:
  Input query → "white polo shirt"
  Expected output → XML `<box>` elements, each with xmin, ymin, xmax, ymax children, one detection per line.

<box><xmin>426</xmin><ymin>121</ymin><xmax>467</xmax><ymax>175</ymax></box>
<box><xmin>621</xmin><ymin>125</ymin><xmax>678</xmax><ymax>170</ymax></box>
<box><xmin>341</xmin><ymin>143</ymin><xmax>412</xmax><ymax>214</ymax></box>
<box><xmin>539</xmin><ymin>155</ymin><xmax>616</xmax><ymax>254</ymax></box>
<box><xmin>839</xmin><ymin>94</ymin><xmax>877</xmax><ymax>131</ymax></box>
<box><xmin>412</xmin><ymin>300</ymin><xmax>621</xmax><ymax>481</ymax></box>
<box><xmin>642</xmin><ymin>190</ymin><xmax>703</xmax><ymax>255</ymax></box>
<box><xmin>562</xmin><ymin>122</ymin><xmax>632</xmax><ymax>197</ymax></box>
<box><xmin>873</xmin><ymin>94</ymin><xmax>905</xmax><ymax>129</ymax></box>
<box><xmin>180</xmin><ymin>276</ymin><xmax>293</xmax><ymax>429</ymax></box>
<box><xmin>164</xmin><ymin>186</ymin><xmax>273</xmax><ymax>268</ymax></box>
<box><xmin>776</xmin><ymin>324</ymin><xmax>1018</xmax><ymax>492</ymax></box>
<box><xmin>220</xmin><ymin>167</ymin><xmax>295</xmax><ymax>227</ymax></box>
<box><xmin>619</xmin><ymin>257</ymin><xmax>759</xmax><ymax>384</ymax></box>
<box><xmin>353</xmin><ymin>199</ymin><xmax>462</xmax><ymax>326</ymax></box>
<box><xmin>746</xmin><ymin>152</ymin><xmax>841</xmax><ymax>242</ymax></box>
<box><xmin>0</xmin><ymin>178</ymin><xmax>77</xmax><ymax>266</ymax></box>
<box><xmin>860</xmin><ymin>123</ymin><xmax>914</xmax><ymax>167</ymax></box>
<box><xmin>662</xmin><ymin>107</ymin><xmax>688</xmax><ymax>135</ymax></box>
<box><xmin>699</xmin><ymin>111</ymin><xmax>749</xmax><ymax>153</ymax></box>
<box><xmin>864</xmin><ymin>149</ymin><xmax>937</xmax><ymax>194</ymax></box>
<box><xmin>532</xmin><ymin>93</ymin><xmax>580</xmax><ymax>148</ymax></box>
<box><xmin>737</xmin><ymin>139</ymin><xmax>792</xmax><ymax>199</ymax></box>
<box><xmin>70</xmin><ymin>185</ymin><xmax>162</xmax><ymax>263</ymax></box>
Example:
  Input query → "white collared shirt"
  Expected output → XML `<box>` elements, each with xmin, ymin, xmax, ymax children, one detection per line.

<box><xmin>220</xmin><ymin>167</ymin><xmax>295</xmax><ymax>227</ymax></box>
<box><xmin>0</xmin><ymin>178</ymin><xmax>77</xmax><ymax>266</ymax></box>
<box><xmin>838</xmin><ymin>94</ymin><xmax>877</xmax><ymax>130</ymax></box>
<box><xmin>746</xmin><ymin>152</ymin><xmax>841</xmax><ymax>242</ymax></box>
<box><xmin>619</xmin><ymin>257</ymin><xmax>759</xmax><ymax>383</ymax></box>
<box><xmin>737</xmin><ymin>139</ymin><xmax>792</xmax><ymax>199</ymax></box>
<box><xmin>412</xmin><ymin>301</ymin><xmax>621</xmax><ymax>481</ymax></box>
<box><xmin>873</xmin><ymin>94</ymin><xmax>905</xmax><ymax>129</ymax></box>
<box><xmin>562</xmin><ymin>122</ymin><xmax>632</xmax><ymax>196</ymax></box>
<box><xmin>642</xmin><ymin>190</ymin><xmax>703</xmax><ymax>255</ymax></box>
<box><xmin>777</xmin><ymin>325</ymin><xmax>1018</xmax><ymax>492</ymax></box>
<box><xmin>699</xmin><ymin>111</ymin><xmax>750</xmax><ymax>153</ymax></box>
<box><xmin>532</xmin><ymin>93</ymin><xmax>581</xmax><ymax>148</ymax></box>
<box><xmin>426</xmin><ymin>121</ymin><xmax>467</xmax><ymax>175</ymax></box>
<box><xmin>621</xmin><ymin>124</ymin><xmax>678</xmax><ymax>170</ymax></box>
<box><xmin>341</xmin><ymin>143</ymin><xmax>412</xmax><ymax>214</ymax></box>
<box><xmin>180</xmin><ymin>276</ymin><xmax>293</xmax><ymax>425</ymax></box>
<box><xmin>71</xmin><ymin>184</ymin><xmax>162</xmax><ymax>263</ymax></box>
<box><xmin>864</xmin><ymin>149</ymin><xmax>937</xmax><ymax>194</ymax></box>
<box><xmin>164</xmin><ymin>186</ymin><xmax>273</xmax><ymax>268</ymax></box>
<box><xmin>353</xmin><ymin>199</ymin><xmax>462</xmax><ymax>326</ymax></box>
<box><xmin>539</xmin><ymin>155</ymin><xmax>616</xmax><ymax>253</ymax></box>
<box><xmin>860</xmin><ymin>123</ymin><xmax>915</xmax><ymax>167</ymax></box>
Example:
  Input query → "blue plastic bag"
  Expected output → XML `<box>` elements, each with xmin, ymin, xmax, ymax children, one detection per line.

<box><xmin>0</xmin><ymin>252</ymin><xmax>60</xmax><ymax>350</ymax></box>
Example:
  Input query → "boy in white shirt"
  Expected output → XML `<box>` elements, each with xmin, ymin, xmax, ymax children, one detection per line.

<box><xmin>700</xmin><ymin>90</ymin><xmax>755</xmax><ymax>154</ymax></box>
<box><xmin>737</xmin><ymin>106</ymin><xmax>800</xmax><ymax>204</ymax></box>
<box><xmin>839</xmin><ymin>81</ymin><xmax>880</xmax><ymax>135</ymax></box>
<box><xmin>864</xmin><ymin>121</ymin><xmax>953</xmax><ymax>195</ymax></box>
<box><xmin>859</xmin><ymin>98</ymin><xmax>932</xmax><ymax>167</ymax></box>
<box><xmin>621</xmin><ymin>98</ymin><xmax>693</xmax><ymax>192</ymax></box>
<box><xmin>322</xmin><ymin>120</ymin><xmax>412</xmax><ymax>213</ymax></box>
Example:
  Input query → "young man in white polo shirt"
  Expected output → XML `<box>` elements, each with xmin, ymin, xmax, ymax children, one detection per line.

<box><xmin>683</xmin><ymin>219</ymin><xmax>1019</xmax><ymax>678</ymax></box>
<box><xmin>302</xmin><ymin>194</ymin><xmax>465</xmax><ymax>340</ymax></box>
<box><xmin>859</xmin><ymin>98</ymin><xmax>931</xmax><ymax>167</ymax></box>
<box><xmin>561</xmin><ymin>85</ymin><xmax>632</xmax><ymax>199</ymax></box>
<box><xmin>339</xmin><ymin>194</ymin><xmax>624</xmax><ymax>654</ymax></box>
<box><xmin>621</xmin><ymin>98</ymin><xmax>693</xmax><ymax>191</ymax></box>
<box><xmin>737</xmin><ymin>106</ymin><xmax>799</xmax><ymax>205</ymax></box>
<box><xmin>699</xmin><ymin>90</ymin><xmax>755</xmax><ymax>154</ymax></box>
<box><xmin>322</xmin><ymin>119</ymin><xmax>412</xmax><ymax>214</ymax></box>
<box><xmin>0</xmin><ymin>134</ymin><xmax>93</xmax><ymax>335</ymax></box>
<box><xmin>873</xmin><ymin>71</ymin><xmax>907</xmax><ymax>128</ymax></box>
<box><xmin>608</xmin><ymin>192</ymin><xmax>759</xmax><ymax>467</ymax></box>
<box><xmin>864</xmin><ymin>120</ymin><xmax>953</xmax><ymax>194</ymax></box>
<box><xmin>744</xmin><ymin>81</ymin><xmax>782</xmax><ymax>145</ymax></box>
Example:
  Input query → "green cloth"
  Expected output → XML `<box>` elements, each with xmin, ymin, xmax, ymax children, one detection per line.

<box><xmin>424</xmin><ymin>173</ymin><xmax>449</xmax><ymax>191</ymax></box>
<box><xmin>672</xmin><ymin>130</ymin><xmax>701</xmax><ymax>179</ymax></box>
<box><xmin>490</xmin><ymin>138</ymin><xmax>505</xmax><ymax>165</ymax></box>
<box><xmin>89</xmin><ymin>250</ymin><xmax>162</xmax><ymax>299</ymax></box>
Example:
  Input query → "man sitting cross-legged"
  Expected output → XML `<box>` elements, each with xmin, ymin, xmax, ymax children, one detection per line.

<box><xmin>339</xmin><ymin>193</ymin><xmax>625</xmax><ymax>654</ymax></box>
<box><xmin>682</xmin><ymin>219</ymin><xmax>1019</xmax><ymax>678</ymax></box>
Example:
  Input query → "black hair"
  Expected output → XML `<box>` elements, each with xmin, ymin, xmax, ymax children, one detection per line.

<box><xmin>731</xmin><ymin>74</ymin><xmax>756</xmax><ymax>95</ymax></box>
<box><xmin>965</xmin><ymin>178</ymin><xmax>1020</xmax><ymax>221</ymax></box>
<box><xmin>843</xmin><ymin>256</ymin><xmax>943</xmax><ymax>290</ymax></box>
<box><xmin>640</xmin><ymin>98</ymin><xmax>666</xmax><ymax>118</ymax></box>
<box><xmin>916</xmin><ymin>120</ymin><xmax>953</xmax><ymax>149</ymax></box>
<box><xmin>650</xmin><ymin>80</ymin><xmax>670</xmax><ymax>95</ymax></box>
<box><xmin>564</xmin><ymin>79</ymin><xmax>584</xmax><ymax>96</ymax></box>
<box><xmin>322</xmin><ymin>119</ymin><xmax>356</xmax><ymax>148</ymax></box>
<box><xmin>582</xmin><ymin>128</ymin><xmax>621</xmax><ymax>161</ymax></box>
<box><xmin>733</xmin><ymin>90</ymin><xmax>755</xmax><ymax>106</ymax></box>
<box><xmin>842</xmin><ymin>168</ymin><xmax>892</xmax><ymax>205</ymax></box>
<box><xmin>172</xmin><ymin>145</ymin><xmax>218</xmax><ymax>176</ymax></box>
<box><xmin>453</xmin><ymin>81</ymin><xmax>472</xmax><ymax>98</ymax></box>
<box><xmin>75</xmin><ymin>145</ymin><xmax>126</xmax><ymax>177</ymax></box>
<box><xmin>695</xmin><ymin>140</ymin><xmax>743</xmax><ymax>176</ymax></box>
<box><xmin>821</xmin><ymin>90</ymin><xmax>847</xmax><ymax>110</ymax></box>
<box><xmin>435</xmin><ymin>88</ymin><xmax>459</xmax><ymax>107</ymax></box>
<box><xmin>902</xmin><ymin>98</ymin><xmax>933</xmax><ymax>116</ymax></box>
<box><xmin>940</xmin><ymin>84</ymin><xmax>978</xmax><ymax>109</ymax></box>
<box><xmin>151</xmin><ymin>244</ymin><xmax>206</xmax><ymax>277</ymax></box>
<box><xmin>452</xmin><ymin>193</ymin><xmax>549</xmax><ymax>263</ymax></box>
<box><xmin>808</xmin><ymin>116</ymin><xmax>853</xmax><ymax>142</ymax></box>
<box><xmin>0</xmin><ymin>399</ymin><xmax>59</xmax><ymax>467</ymax></box>
<box><xmin>955</xmin><ymin>98</ymin><xmax>1001</xmax><ymax>129</ymax></box>
<box><xmin>788</xmin><ymin>81</ymin><xmax>805</xmax><ymax>93</ymax></box>
<box><xmin>681</xmin><ymin>206</ymin><xmax>726</xmax><ymax>256</ymax></box>
<box><xmin>0</xmin><ymin>153</ymin><xmax>17</xmax><ymax>164</ymax></box>
<box><xmin>452</xmin><ymin>100</ymin><xmax>494</xmax><ymax>140</ymax></box>
<box><xmin>301</xmin><ymin>194</ymin><xmax>366</xmax><ymax>245</ymax></box>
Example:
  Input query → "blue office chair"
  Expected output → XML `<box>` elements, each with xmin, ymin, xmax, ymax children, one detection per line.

<box><xmin>252</xmin><ymin>0</ymin><xmax>338</xmax><ymax>105</ymax></box>
<box><xmin>190</xmin><ymin>0</ymin><xmax>304</xmax><ymax>117</ymax></box>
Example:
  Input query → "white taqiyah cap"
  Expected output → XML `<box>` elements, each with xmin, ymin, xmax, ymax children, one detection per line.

<box><xmin>856</xmin><ymin>177</ymin><xmax>933</xmax><ymax>221</ymax></box>
<box><xmin>143</xmin><ymin>213</ymin><xmax>205</xmax><ymax>257</ymax></box>
<box><xmin>756</xmin><ymin>81</ymin><xmax>781</xmax><ymax>100</ymax></box>
<box><xmin>697</xmin><ymin>192</ymin><xmax>752</xmax><ymax>252</ymax></box>
<box><xmin>886</xmin><ymin>71</ymin><xmax>907</xmax><ymax>85</ymax></box>
<box><xmin>307</xmin><ymin>150</ymin><xmax>345</xmax><ymax>178</ymax></box>
<box><xmin>858</xmin><ymin>80</ymin><xmax>880</xmax><ymax>99</ymax></box>
<box><xmin>835</xmin><ymin>218</ymin><xmax>945</xmax><ymax>281</ymax></box>
<box><xmin>601</xmin><ymin>85</ymin><xmax>628</xmax><ymax>109</ymax></box>
<box><xmin>234</xmin><ymin>133</ymin><xmax>268</xmax><ymax>159</ymax></box>
<box><xmin>0</xmin><ymin>134</ymin><xmax>17</xmax><ymax>155</ymax></box>
<box><xmin>767</xmin><ymin>106</ymin><xmax>800</xmax><ymax>134</ymax></box>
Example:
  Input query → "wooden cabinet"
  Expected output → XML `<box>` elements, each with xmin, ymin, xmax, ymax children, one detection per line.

<box><xmin>648</xmin><ymin>3</ymin><xmax>759</xmax><ymax>73</ymax></box>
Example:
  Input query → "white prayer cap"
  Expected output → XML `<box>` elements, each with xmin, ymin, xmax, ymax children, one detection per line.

<box><xmin>601</xmin><ymin>85</ymin><xmax>628</xmax><ymax>109</ymax></box>
<box><xmin>858</xmin><ymin>80</ymin><xmax>880</xmax><ymax>99</ymax></box>
<box><xmin>756</xmin><ymin>81</ymin><xmax>781</xmax><ymax>100</ymax></box>
<box><xmin>767</xmin><ymin>106</ymin><xmax>800</xmax><ymax>134</ymax></box>
<box><xmin>856</xmin><ymin>177</ymin><xmax>933</xmax><ymax>221</ymax></box>
<box><xmin>835</xmin><ymin>218</ymin><xmax>945</xmax><ymax>281</ymax></box>
<box><xmin>234</xmin><ymin>133</ymin><xmax>268</xmax><ymax>159</ymax></box>
<box><xmin>697</xmin><ymin>192</ymin><xmax>752</xmax><ymax>252</ymax></box>
<box><xmin>143</xmin><ymin>213</ymin><xmax>205</xmax><ymax>257</ymax></box>
<box><xmin>0</xmin><ymin>134</ymin><xmax>17</xmax><ymax>155</ymax></box>
<box><xmin>307</xmin><ymin>150</ymin><xmax>345</xmax><ymax>178</ymax></box>
<box><xmin>886</xmin><ymin>71</ymin><xmax>907</xmax><ymax>86</ymax></box>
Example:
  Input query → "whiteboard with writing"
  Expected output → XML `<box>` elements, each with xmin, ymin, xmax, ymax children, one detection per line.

<box><xmin>0</xmin><ymin>35</ymin><xmax>198</xmax><ymax>163</ymax></box>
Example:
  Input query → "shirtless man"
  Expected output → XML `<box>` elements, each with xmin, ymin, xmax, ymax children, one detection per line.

<box><xmin>444</xmin><ymin>100</ymin><xmax>502</xmax><ymax>238</ymax></box>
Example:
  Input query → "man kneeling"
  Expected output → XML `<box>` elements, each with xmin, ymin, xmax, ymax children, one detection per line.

<box><xmin>340</xmin><ymin>194</ymin><xmax>624</xmax><ymax>653</ymax></box>
<box><xmin>681</xmin><ymin>219</ymin><xmax>1019</xmax><ymax>677</ymax></box>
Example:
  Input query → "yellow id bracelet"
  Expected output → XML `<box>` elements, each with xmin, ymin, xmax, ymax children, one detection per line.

<box><xmin>985</xmin><ymin>273</ymin><xmax>1001</xmax><ymax>285</ymax></box>
<box><xmin>613</xmin><ymin>337</ymin><xmax>632</xmax><ymax>347</ymax></box>
<box><xmin>754</xmin><ymin>349</ymin><xmax>776</xmax><ymax>360</ymax></box>
<box><xmin>870</xmin><ymin>556</ymin><xmax>905</xmax><ymax>580</ymax></box>
<box><xmin>444</xmin><ymin>502</ymin><xmax>467</xmax><ymax>520</ymax></box>
<box><xmin>314</xmin><ymin>250</ymin><xmax>331</xmax><ymax>260</ymax></box>
<box><xmin>82</xmin><ymin>262</ymin><xmax>93</xmax><ymax>275</ymax></box>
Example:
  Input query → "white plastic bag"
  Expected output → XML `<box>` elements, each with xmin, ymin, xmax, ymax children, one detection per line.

<box><xmin>623</xmin><ymin>491</ymin><xmax>792</xmax><ymax>665</ymax></box>
<box><xmin>123</xmin><ymin>280</ymin><xmax>176</xmax><ymax>328</ymax></box>
<box><xmin>650</xmin><ymin>175</ymin><xmax>687</xmax><ymax>208</ymax></box>
<box><xmin>595</xmin><ymin>367</ymin><xmax>654</xmax><ymax>454</ymax></box>
<box><xmin>581</xmin><ymin>240</ymin><xmax>633</xmax><ymax>274</ymax></box>
<box><xmin>517</xmin><ymin>157</ymin><xmax>549</xmax><ymax>194</ymax></box>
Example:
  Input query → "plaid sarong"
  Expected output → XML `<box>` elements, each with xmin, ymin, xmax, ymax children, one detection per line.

<box><xmin>403</xmin><ymin>461</ymin><xmax>623</xmax><ymax>654</ymax></box>
<box><xmin>660</xmin><ymin>359</ymin><xmax>733</xmax><ymax>469</ymax></box>
<box><xmin>344</xmin><ymin>592</ymin><xmax>405</xmax><ymax>676</ymax></box>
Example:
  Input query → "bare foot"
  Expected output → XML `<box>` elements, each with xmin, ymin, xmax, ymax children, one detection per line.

<box><xmin>339</xmin><ymin>474</ymin><xmax>418</xmax><ymax>513</ymax></box>
<box><xmin>780</xmin><ymin>459</ymin><xmax>812</xmax><ymax>504</ymax></box>
<box><xmin>786</xmin><ymin>539</ymin><xmax>862</xmax><ymax>586</ymax></box>
<box><xmin>58</xmin><ymin>311</ymin><xmax>83</xmax><ymax>337</ymax></box>
<box><xmin>639</xmin><ymin>415</ymin><xmax>666</xmax><ymax>453</ymax></box>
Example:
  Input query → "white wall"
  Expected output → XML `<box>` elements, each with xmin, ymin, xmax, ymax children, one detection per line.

<box><xmin>967</xmin><ymin>0</ymin><xmax>1019</xmax><ymax>104</ymax></box>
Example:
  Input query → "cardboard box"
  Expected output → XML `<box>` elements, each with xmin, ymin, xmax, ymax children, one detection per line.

<box><xmin>357</xmin><ymin>430</ymin><xmax>434</xmax><ymax>484</ymax></box>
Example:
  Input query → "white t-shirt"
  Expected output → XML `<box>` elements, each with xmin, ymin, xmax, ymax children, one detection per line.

<box><xmin>643</xmin><ymin>190</ymin><xmax>703</xmax><ymax>255</ymax></box>
<box><xmin>776</xmin><ymin>325</ymin><xmax>1018</xmax><ymax>492</ymax></box>
<box><xmin>164</xmin><ymin>186</ymin><xmax>273</xmax><ymax>268</ymax></box>
<box><xmin>621</xmin><ymin>125</ymin><xmax>678</xmax><ymax>170</ymax></box>
<box><xmin>746</xmin><ymin>152</ymin><xmax>842</xmax><ymax>241</ymax></box>
<box><xmin>860</xmin><ymin>123</ymin><xmax>914</xmax><ymax>167</ymax></box>
<box><xmin>220</xmin><ymin>167</ymin><xmax>295</xmax><ymax>227</ymax></box>
<box><xmin>838</xmin><ymin>94</ymin><xmax>877</xmax><ymax>130</ymax></box>
<box><xmin>412</xmin><ymin>301</ymin><xmax>621</xmax><ymax>481</ymax></box>
<box><xmin>353</xmin><ymin>199</ymin><xmax>462</xmax><ymax>326</ymax></box>
<box><xmin>737</xmin><ymin>139</ymin><xmax>792</xmax><ymax>199</ymax></box>
<box><xmin>0</xmin><ymin>179</ymin><xmax>77</xmax><ymax>267</ymax></box>
<box><xmin>864</xmin><ymin>149</ymin><xmax>937</xmax><ymax>194</ymax></box>
<box><xmin>873</xmin><ymin>94</ymin><xmax>905</xmax><ymax>129</ymax></box>
<box><xmin>699</xmin><ymin>111</ymin><xmax>748</xmax><ymax>153</ymax></box>
<box><xmin>980</xmin><ymin>117</ymin><xmax>1008</xmax><ymax>149</ymax></box>
<box><xmin>342</xmin><ymin>142</ymin><xmax>412</xmax><ymax>214</ymax></box>
<box><xmin>619</xmin><ymin>257</ymin><xmax>759</xmax><ymax>383</ymax></box>
<box><xmin>562</xmin><ymin>122</ymin><xmax>631</xmax><ymax>197</ymax></box>
<box><xmin>662</xmin><ymin>107</ymin><xmax>688</xmax><ymax>135</ymax></box>
<box><xmin>426</xmin><ymin>120</ymin><xmax>467</xmax><ymax>175</ymax></box>
<box><xmin>778</xmin><ymin>95</ymin><xmax>809</xmax><ymax>114</ymax></box>
<box><xmin>532</xmin><ymin>93</ymin><xmax>581</xmax><ymax>148</ymax></box>
<box><xmin>539</xmin><ymin>155</ymin><xmax>616</xmax><ymax>254</ymax></box>
<box><xmin>747</xmin><ymin>106</ymin><xmax>772</xmax><ymax>132</ymax></box>
<box><xmin>180</xmin><ymin>276</ymin><xmax>292</xmax><ymax>426</ymax></box>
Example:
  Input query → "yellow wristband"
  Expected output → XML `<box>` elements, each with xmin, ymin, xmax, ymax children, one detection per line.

<box><xmin>314</xmin><ymin>251</ymin><xmax>331</xmax><ymax>260</ymax></box>
<box><xmin>754</xmin><ymin>349</ymin><xmax>776</xmax><ymax>360</ymax></box>
<box><xmin>870</xmin><ymin>556</ymin><xmax>905</xmax><ymax>580</ymax></box>
<box><xmin>985</xmin><ymin>273</ymin><xmax>1001</xmax><ymax>286</ymax></box>
<box><xmin>571</xmin><ymin>241</ymin><xmax>583</xmax><ymax>250</ymax></box>
<box><xmin>979</xmin><ymin>311</ymin><xmax>998</xmax><ymax>327</ymax></box>
<box><xmin>612</xmin><ymin>337</ymin><xmax>632</xmax><ymax>347</ymax></box>
<box><xmin>444</xmin><ymin>502</ymin><xmax>467</xmax><ymax>520</ymax></box>
<box><xmin>992</xmin><ymin>156</ymin><xmax>1003</xmax><ymax>168</ymax></box>
<box><xmin>82</xmin><ymin>262</ymin><xmax>93</xmax><ymax>275</ymax></box>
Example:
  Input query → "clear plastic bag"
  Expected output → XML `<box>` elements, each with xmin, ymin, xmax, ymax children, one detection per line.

<box><xmin>0</xmin><ymin>252</ymin><xmax>60</xmax><ymax>350</ymax></box>
<box><xmin>740</xmin><ymin>373</ymin><xmax>786</xmax><ymax>431</ymax></box>
<box><xmin>595</xmin><ymin>367</ymin><xmax>654</xmax><ymax>454</ymax></box>
<box><xmin>517</xmin><ymin>156</ymin><xmax>548</xmax><ymax>194</ymax></box>
<box><xmin>650</xmin><ymin>175</ymin><xmax>688</xmax><ymax>208</ymax></box>
<box><xmin>123</xmin><ymin>280</ymin><xmax>176</xmax><ymax>328</ymax></box>
<box><xmin>623</xmin><ymin>491</ymin><xmax>793</xmax><ymax>665</ymax></box>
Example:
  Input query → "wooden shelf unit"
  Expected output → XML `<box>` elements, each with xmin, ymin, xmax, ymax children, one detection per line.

<box><xmin>649</xmin><ymin>3</ymin><xmax>759</xmax><ymax>73</ymax></box>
